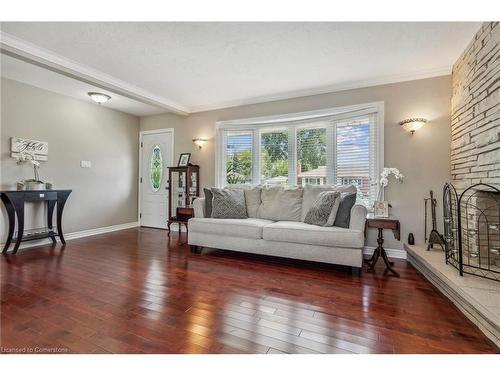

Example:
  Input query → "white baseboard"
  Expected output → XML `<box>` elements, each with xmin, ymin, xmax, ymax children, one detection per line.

<box><xmin>1</xmin><ymin>221</ymin><xmax>139</xmax><ymax>251</ymax></box>
<box><xmin>363</xmin><ymin>246</ymin><xmax>407</xmax><ymax>259</ymax></box>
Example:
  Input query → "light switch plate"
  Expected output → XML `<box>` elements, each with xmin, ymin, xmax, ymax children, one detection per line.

<box><xmin>80</xmin><ymin>160</ymin><xmax>92</xmax><ymax>168</ymax></box>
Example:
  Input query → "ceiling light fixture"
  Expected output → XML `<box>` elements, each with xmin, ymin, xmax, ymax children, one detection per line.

<box><xmin>399</xmin><ymin>118</ymin><xmax>427</xmax><ymax>134</ymax></box>
<box><xmin>88</xmin><ymin>92</ymin><xmax>111</xmax><ymax>104</ymax></box>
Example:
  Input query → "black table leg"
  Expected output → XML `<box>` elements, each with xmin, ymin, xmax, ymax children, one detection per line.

<box><xmin>47</xmin><ymin>200</ymin><xmax>57</xmax><ymax>243</ymax></box>
<box><xmin>1</xmin><ymin>196</ymin><xmax>15</xmax><ymax>254</ymax></box>
<box><xmin>56</xmin><ymin>192</ymin><xmax>70</xmax><ymax>245</ymax></box>
<box><xmin>12</xmin><ymin>200</ymin><xmax>25</xmax><ymax>254</ymax></box>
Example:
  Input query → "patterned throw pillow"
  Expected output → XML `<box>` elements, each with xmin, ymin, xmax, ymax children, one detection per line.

<box><xmin>210</xmin><ymin>188</ymin><xmax>248</xmax><ymax>219</ymax></box>
<box><xmin>304</xmin><ymin>191</ymin><xmax>341</xmax><ymax>226</ymax></box>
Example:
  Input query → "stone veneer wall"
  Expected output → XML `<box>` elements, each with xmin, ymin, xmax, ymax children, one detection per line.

<box><xmin>451</xmin><ymin>22</ymin><xmax>500</xmax><ymax>192</ymax></box>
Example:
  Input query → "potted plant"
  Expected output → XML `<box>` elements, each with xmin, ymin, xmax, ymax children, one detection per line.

<box><xmin>374</xmin><ymin>167</ymin><xmax>404</xmax><ymax>217</ymax></box>
<box><xmin>15</xmin><ymin>152</ymin><xmax>45</xmax><ymax>191</ymax></box>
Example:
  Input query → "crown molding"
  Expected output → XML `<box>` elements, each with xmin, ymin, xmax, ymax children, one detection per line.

<box><xmin>0</xmin><ymin>31</ymin><xmax>189</xmax><ymax>115</ymax></box>
<box><xmin>189</xmin><ymin>66</ymin><xmax>451</xmax><ymax>113</ymax></box>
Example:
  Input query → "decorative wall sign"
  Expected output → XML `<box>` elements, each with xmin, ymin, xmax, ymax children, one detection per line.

<box><xmin>11</xmin><ymin>137</ymin><xmax>49</xmax><ymax>161</ymax></box>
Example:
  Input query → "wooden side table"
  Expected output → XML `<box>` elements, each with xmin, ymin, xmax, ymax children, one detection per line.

<box><xmin>365</xmin><ymin>217</ymin><xmax>400</xmax><ymax>277</ymax></box>
<box><xmin>167</xmin><ymin>207</ymin><xmax>194</xmax><ymax>238</ymax></box>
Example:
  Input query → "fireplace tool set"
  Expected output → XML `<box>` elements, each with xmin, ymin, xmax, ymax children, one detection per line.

<box><xmin>424</xmin><ymin>190</ymin><xmax>445</xmax><ymax>251</ymax></box>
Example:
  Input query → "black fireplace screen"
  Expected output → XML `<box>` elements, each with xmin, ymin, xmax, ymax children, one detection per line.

<box><xmin>443</xmin><ymin>183</ymin><xmax>500</xmax><ymax>282</ymax></box>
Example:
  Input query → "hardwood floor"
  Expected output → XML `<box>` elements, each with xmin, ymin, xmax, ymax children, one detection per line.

<box><xmin>1</xmin><ymin>227</ymin><xmax>498</xmax><ymax>354</ymax></box>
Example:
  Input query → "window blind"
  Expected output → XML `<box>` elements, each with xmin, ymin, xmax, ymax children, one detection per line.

<box><xmin>296</xmin><ymin>127</ymin><xmax>327</xmax><ymax>186</ymax></box>
<box><xmin>334</xmin><ymin>114</ymin><xmax>378</xmax><ymax>206</ymax></box>
<box><xmin>260</xmin><ymin>130</ymin><xmax>289</xmax><ymax>186</ymax></box>
<box><xmin>224</xmin><ymin>131</ymin><xmax>253</xmax><ymax>185</ymax></box>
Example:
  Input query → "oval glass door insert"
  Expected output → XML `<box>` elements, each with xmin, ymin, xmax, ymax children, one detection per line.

<box><xmin>150</xmin><ymin>145</ymin><xmax>163</xmax><ymax>192</ymax></box>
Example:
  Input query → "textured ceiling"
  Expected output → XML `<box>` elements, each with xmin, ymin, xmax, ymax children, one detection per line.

<box><xmin>1</xmin><ymin>22</ymin><xmax>481</xmax><ymax>113</ymax></box>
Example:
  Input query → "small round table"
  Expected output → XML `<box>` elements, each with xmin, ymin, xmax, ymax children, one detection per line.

<box><xmin>365</xmin><ymin>217</ymin><xmax>401</xmax><ymax>277</ymax></box>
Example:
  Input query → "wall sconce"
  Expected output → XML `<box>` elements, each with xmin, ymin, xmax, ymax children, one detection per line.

<box><xmin>399</xmin><ymin>118</ymin><xmax>427</xmax><ymax>134</ymax></box>
<box><xmin>192</xmin><ymin>138</ymin><xmax>207</xmax><ymax>150</ymax></box>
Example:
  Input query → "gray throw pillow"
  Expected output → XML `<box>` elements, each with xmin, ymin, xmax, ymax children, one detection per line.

<box><xmin>203</xmin><ymin>188</ymin><xmax>213</xmax><ymax>218</ymax></box>
<box><xmin>210</xmin><ymin>188</ymin><xmax>248</xmax><ymax>219</ymax></box>
<box><xmin>304</xmin><ymin>191</ymin><xmax>340</xmax><ymax>226</ymax></box>
<box><xmin>333</xmin><ymin>193</ymin><xmax>357</xmax><ymax>228</ymax></box>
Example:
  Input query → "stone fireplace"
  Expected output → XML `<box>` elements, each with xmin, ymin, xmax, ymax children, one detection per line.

<box><xmin>451</xmin><ymin>22</ymin><xmax>499</xmax><ymax>193</ymax></box>
<box><xmin>450</xmin><ymin>21</ymin><xmax>500</xmax><ymax>281</ymax></box>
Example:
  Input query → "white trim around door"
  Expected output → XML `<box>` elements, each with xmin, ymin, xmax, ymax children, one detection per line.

<box><xmin>138</xmin><ymin>128</ymin><xmax>175</xmax><ymax>226</ymax></box>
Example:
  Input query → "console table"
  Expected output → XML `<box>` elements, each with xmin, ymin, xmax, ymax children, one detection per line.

<box><xmin>365</xmin><ymin>217</ymin><xmax>401</xmax><ymax>277</ymax></box>
<box><xmin>1</xmin><ymin>190</ymin><xmax>71</xmax><ymax>254</ymax></box>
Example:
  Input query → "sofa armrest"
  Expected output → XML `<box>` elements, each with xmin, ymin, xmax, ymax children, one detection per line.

<box><xmin>349</xmin><ymin>204</ymin><xmax>367</xmax><ymax>232</ymax></box>
<box><xmin>193</xmin><ymin>198</ymin><xmax>206</xmax><ymax>218</ymax></box>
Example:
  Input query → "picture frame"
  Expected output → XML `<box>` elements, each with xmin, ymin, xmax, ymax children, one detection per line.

<box><xmin>374</xmin><ymin>201</ymin><xmax>389</xmax><ymax>218</ymax></box>
<box><xmin>178</xmin><ymin>153</ymin><xmax>191</xmax><ymax>167</ymax></box>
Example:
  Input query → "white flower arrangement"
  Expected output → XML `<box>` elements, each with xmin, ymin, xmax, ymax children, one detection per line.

<box><xmin>15</xmin><ymin>151</ymin><xmax>42</xmax><ymax>182</ymax></box>
<box><xmin>377</xmin><ymin>167</ymin><xmax>404</xmax><ymax>201</ymax></box>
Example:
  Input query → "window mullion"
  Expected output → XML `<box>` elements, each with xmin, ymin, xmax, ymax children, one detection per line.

<box><xmin>252</xmin><ymin>129</ymin><xmax>260</xmax><ymax>185</ymax></box>
<box><xmin>288</xmin><ymin>127</ymin><xmax>297</xmax><ymax>186</ymax></box>
<box><xmin>326</xmin><ymin>124</ymin><xmax>335</xmax><ymax>184</ymax></box>
<box><xmin>219</xmin><ymin>131</ymin><xmax>227</xmax><ymax>187</ymax></box>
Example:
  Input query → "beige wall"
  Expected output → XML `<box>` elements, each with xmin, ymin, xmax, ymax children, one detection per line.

<box><xmin>1</xmin><ymin>78</ymin><xmax>140</xmax><ymax>241</ymax></box>
<box><xmin>140</xmin><ymin>76</ymin><xmax>452</xmax><ymax>250</ymax></box>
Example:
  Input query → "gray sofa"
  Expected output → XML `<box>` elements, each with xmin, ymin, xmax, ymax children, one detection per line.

<box><xmin>188</xmin><ymin>185</ymin><xmax>368</xmax><ymax>274</ymax></box>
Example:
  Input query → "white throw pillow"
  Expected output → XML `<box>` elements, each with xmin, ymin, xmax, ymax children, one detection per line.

<box><xmin>257</xmin><ymin>186</ymin><xmax>303</xmax><ymax>221</ymax></box>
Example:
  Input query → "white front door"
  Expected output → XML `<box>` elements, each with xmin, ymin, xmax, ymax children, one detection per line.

<box><xmin>140</xmin><ymin>130</ymin><xmax>173</xmax><ymax>228</ymax></box>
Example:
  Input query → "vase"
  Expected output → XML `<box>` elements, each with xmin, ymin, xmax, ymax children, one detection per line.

<box><xmin>24</xmin><ymin>180</ymin><xmax>45</xmax><ymax>191</ymax></box>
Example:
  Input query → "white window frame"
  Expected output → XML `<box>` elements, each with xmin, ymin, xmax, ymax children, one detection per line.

<box><xmin>215</xmin><ymin>102</ymin><xmax>384</xmax><ymax>193</ymax></box>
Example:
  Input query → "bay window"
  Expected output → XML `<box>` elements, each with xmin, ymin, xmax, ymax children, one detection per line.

<box><xmin>216</xmin><ymin>103</ymin><xmax>383</xmax><ymax>208</ymax></box>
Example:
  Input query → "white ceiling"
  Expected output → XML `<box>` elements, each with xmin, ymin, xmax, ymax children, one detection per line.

<box><xmin>1</xmin><ymin>22</ymin><xmax>481</xmax><ymax>114</ymax></box>
<box><xmin>0</xmin><ymin>54</ymin><xmax>166</xmax><ymax>116</ymax></box>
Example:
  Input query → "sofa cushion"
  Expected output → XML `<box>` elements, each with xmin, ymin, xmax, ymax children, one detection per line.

<box><xmin>257</xmin><ymin>186</ymin><xmax>303</xmax><ymax>221</ymax></box>
<box><xmin>301</xmin><ymin>185</ymin><xmax>357</xmax><ymax>221</ymax></box>
<box><xmin>189</xmin><ymin>218</ymin><xmax>274</xmax><ymax>239</ymax></box>
<box><xmin>262</xmin><ymin>221</ymin><xmax>364</xmax><ymax>248</ymax></box>
<box><xmin>244</xmin><ymin>186</ymin><xmax>262</xmax><ymax>218</ymax></box>
<box><xmin>211</xmin><ymin>188</ymin><xmax>247</xmax><ymax>219</ymax></box>
<box><xmin>304</xmin><ymin>191</ymin><xmax>341</xmax><ymax>226</ymax></box>
<box><xmin>334</xmin><ymin>193</ymin><xmax>357</xmax><ymax>228</ymax></box>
